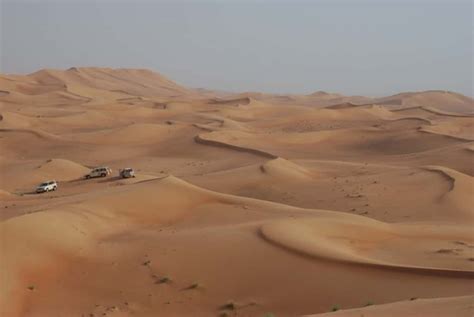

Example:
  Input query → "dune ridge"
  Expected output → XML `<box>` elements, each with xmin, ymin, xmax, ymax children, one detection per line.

<box><xmin>194</xmin><ymin>133</ymin><xmax>278</xmax><ymax>158</ymax></box>
<box><xmin>260</xmin><ymin>217</ymin><xmax>474</xmax><ymax>274</ymax></box>
<box><xmin>424</xmin><ymin>166</ymin><xmax>474</xmax><ymax>219</ymax></box>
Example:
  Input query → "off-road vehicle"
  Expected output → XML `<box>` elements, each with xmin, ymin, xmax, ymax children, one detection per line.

<box><xmin>36</xmin><ymin>180</ymin><xmax>58</xmax><ymax>193</ymax></box>
<box><xmin>85</xmin><ymin>167</ymin><xmax>112</xmax><ymax>179</ymax></box>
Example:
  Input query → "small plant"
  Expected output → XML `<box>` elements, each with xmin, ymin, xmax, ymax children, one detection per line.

<box><xmin>27</xmin><ymin>285</ymin><xmax>35</xmax><ymax>291</ymax></box>
<box><xmin>410</xmin><ymin>297</ymin><xmax>418</xmax><ymax>301</ymax></box>
<box><xmin>142</xmin><ymin>260</ymin><xmax>151</xmax><ymax>266</ymax></box>
<box><xmin>263</xmin><ymin>313</ymin><xmax>275</xmax><ymax>317</ymax></box>
<box><xmin>331</xmin><ymin>305</ymin><xmax>340</xmax><ymax>312</ymax></box>
<box><xmin>186</xmin><ymin>283</ymin><xmax>200</xmax><ymax>290</ymax></box>
<box><xmin>157</xmin><ymin>276</ymin><xmax>171</xmax><ymax>284</ymax></box>
<box><xmin>365</xmin><ymin>301</ymin><xmax>374</xmax><ymax>306</ymax></box>
<box><xmin>220</xmin><ymin>301</ymin><xmax>236</xmax><ymax>311</ymax></box>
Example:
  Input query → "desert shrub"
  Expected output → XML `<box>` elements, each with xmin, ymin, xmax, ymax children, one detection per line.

<box><xmin>220</xmin><ymin>301</ymin><xmax>236</xmax><ymax>311</ymax></box>
<box><xmin>156</xmin><ymin>276</ymin><xmax>171</xmax><ymax>284</ymax></box>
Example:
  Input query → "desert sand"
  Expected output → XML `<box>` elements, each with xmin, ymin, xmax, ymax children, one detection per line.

<box><xmin>0</xmin><ymin>67</ymin><xmax>473</xmax><ymax>317</ymax></box>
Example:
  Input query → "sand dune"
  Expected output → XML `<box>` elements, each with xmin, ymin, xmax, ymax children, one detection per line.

<box><xmin>259</xmin><ymin>157</ymin><xmax>314</xmax><ymax>180</ymax></box>
<box><xmin>374</xmin><ymin>90</ymin><xmax>474</xmax><ymax>113</ymax></box>
<box><xmin>2</xmin><ymin>175</ymin><xmax>473</xmax><ymax>316</ymax></box>
<box><xmin>0</xmin><ymin>158</ymin><xmax>89</xmax><ymax>193</ymax></box>
<box><xmin>420</xmin><ymin>117</ymin><xmax>474</xmax><ymax>141</ymax></box>
<box><xmin>0</xmin><ymin>189</ymin><xmax>14</xmax><ymax>199</ymax></box>
<box><xmin>424</xmin><ymin>166</ymin><xmax>474</xmax><ymax>220</ymax></box>
<box><xmin>0</xmin><ymin>111</ymin><xmax>37</xmax><ymax>129</ymax></box>
<box><xmin>0</xmin><ymin>127</ymin><xmax>62</xmax><ymax>141</ymax></box>
<box><xmin>207</xmin><ymin>96</ymin><xmax>253</xmax><ymax>107</ymax></box>
<box><xmin>29</xmin><ymin>67</ymin><xmax>192</xmax><ymax>99</ymax></box>
<box><xmin>195</xmin><ymin>122</ymin><xmax>465</xmax><ymax>161</ymax></box>
<box><xmin>36</xmin><ymin>158</ymin><xmax>90</xmax><ymax>179</ymax></box>
<box><xmin>305</xmin><ymin>295</ymin><xmax>474</xmax><ymax>317</ymax></box>
<box><xmin>261</xmin><ymin>217</ymin><xmax>474</xmax><ymax>272</ymax></box>
<box><xmin>67</xmin><ymin>123</ymin><xmax>183</xmax><ymax>145</ymax></box>
<box><xmin>1</xmin><ymin>67</ymin><xmax>473</xmax><ymax>317</ymax></box>
<box><xmin>186</xmin><ymin>159</ymin><xmax>473</xmax><ymax>223</ymax></box>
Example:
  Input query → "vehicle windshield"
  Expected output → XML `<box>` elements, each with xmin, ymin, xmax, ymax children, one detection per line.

<box><xmin>39</xmin><ymin>183</ymin><xmax>48</xmax><ymax>187</ymax></box>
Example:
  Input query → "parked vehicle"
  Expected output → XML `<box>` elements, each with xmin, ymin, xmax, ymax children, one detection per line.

<box><xmin>85</xmin><ymin>167</ymin><xmax>112</xmax><ymax>179</ymax></box>
<box><xmin>36</xmin><ymin>180</ymin><xmax>58</xmax><ymax>193</ymax></box>
<box><xmin>119</xmin><ymin>168</ymin><xmax>135</xmax><ymax>178</ymax></box>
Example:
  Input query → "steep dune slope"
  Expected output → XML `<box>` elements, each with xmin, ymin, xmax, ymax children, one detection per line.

<box><xmin>261</xmin><ymin>217</ymin><xmax>474</xmax><ymax>272</ymax></box>
<box><xmin>424</xmin><ymin>166</ymin><xmax>474</xmax><ymax>220</ymax></box>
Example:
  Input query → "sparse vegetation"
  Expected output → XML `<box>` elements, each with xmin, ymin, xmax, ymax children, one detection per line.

<box><xmin>157</xmin><ymin>276</ymin><xmax>171</xmax><ymax>284</ymax></box>
<box><xmin>436</xmin><ymin>249</ymin><xmax>455</xmax><ymax>254</ymax></box>
<box><xmin>365</xmin><ymin>301</ymin><xmax>374</xmax><ymax>306</ymax></box>
<box><xmin>220</xmin><ymin>301</ymin><xmax>236</xmax><ymax>311</ymax></box>
<box><xmin>27</xmin><ymin>285</ymin><xmax>35</xmax><ymax>291</ymax></box>
<box><xmin>185</xmin><ymin>282</ymin><xmax>200</xmax><ymax>290</ymax></box>
<box><xmin>331</xmin><ymin>305</ymin><xmax>340</xmax><ymax>312</ymax></box>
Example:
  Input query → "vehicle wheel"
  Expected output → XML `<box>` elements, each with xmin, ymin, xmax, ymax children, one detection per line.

<box><xmin>53</xmin><ymin>186</ymin><xmax>57</xmax><ymax>191</ymax></box>
<box><xmin>101</xmin><ymin>173</ymin><xmax>106</xmax><ymax>177</ymax></box>
<box><xmin>85</xmin><ymin>175</ymin><xmax>90</xmax><ymax>179</ymax></box>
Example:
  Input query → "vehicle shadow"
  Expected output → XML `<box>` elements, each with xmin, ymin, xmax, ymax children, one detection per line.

<box><xmin>20</xmin><ymin>190</ymin><xmax>39</xmax><ymax>195</ymax></box>
<box><xmin>69</xmin><ymin>178</ymin><xmax>88</xmax><ymax>183</ymax></box>
<box><xmin>69</xmin><ymin>176</ymin><xmax>121</xmax><ymax>183</ymax></box>
<box><xmin>98</xmin><ymin>176</ymin><xmax>123</xmax><ymax>183</ymax></box>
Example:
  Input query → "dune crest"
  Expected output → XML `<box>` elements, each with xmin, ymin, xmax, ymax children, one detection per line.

<box><xmin>260</xmin><ymin>157</ymin><xmax>314</xmax><ymax>180</ymax></box>
<box><xmin>37</xmin><ymin>158</ymin><xmax>89</xmax><ymax>180</ymax></box>
<box><xmin>424</xmin><ymin>166</ymin><xmax>474</xmax><ymax>219</ymax></box>
<box><xmin>261</xmin><ymin>217</ymin><xmax>474</xmax><ymax>273</ymax></box>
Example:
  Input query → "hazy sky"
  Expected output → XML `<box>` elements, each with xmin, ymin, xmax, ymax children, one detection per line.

<box><xmin>1</xmin><ymin>0</ymin><xmax>472</xmax><ymax>96</ymax></box>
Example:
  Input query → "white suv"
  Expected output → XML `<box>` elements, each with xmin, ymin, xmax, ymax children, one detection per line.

<box><xmin>36</xmin><ymin>180</ymin><xmax>58</xmax><ymax>193</ymax></box>
<box><xmin>85</xmin><ymin>167</ymin><xmax>112</xmax><ymax>179</ymax></box>
<box><xmin>119</xmin><ymin>168</ymin><xmax>135</xmax><ymax>178</ymax></box>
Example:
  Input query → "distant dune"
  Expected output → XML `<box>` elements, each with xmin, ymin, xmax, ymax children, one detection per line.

<box><xmin>0</xmin><ymin>67</ymin><xmax>473</xmax><ymax>317</ymax></box>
